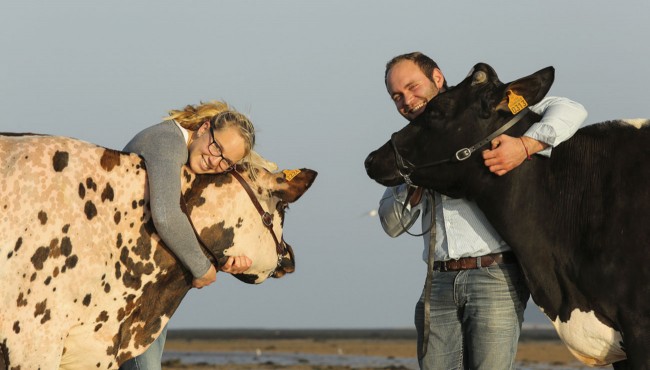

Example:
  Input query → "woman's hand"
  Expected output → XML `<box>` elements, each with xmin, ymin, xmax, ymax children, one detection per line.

<box><xmin>220</xmin><ymin>255</ymin><xmax>252</xmax><ymax>274</ymax></box>
<box><xmin>192</xmin><ymin>264</ymin><xmax>217</xmax><ymax>289</ymax></box>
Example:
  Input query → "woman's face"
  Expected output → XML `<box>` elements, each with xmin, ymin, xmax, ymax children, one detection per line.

<box><xmin>188</xmin><ymin>121</ymin><xmax>246</xmax><ymax>174</ymax></box>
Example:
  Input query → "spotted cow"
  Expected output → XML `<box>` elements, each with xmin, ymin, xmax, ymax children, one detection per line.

<box><xmin>0</xmin><ymin>133</ymin><xmax>317</xmax><ymax>370</ymax></box>
<box><xmin>365</xmin><ymin>64</ymin><xmax>650</xmax><ymax>369</ymax></box>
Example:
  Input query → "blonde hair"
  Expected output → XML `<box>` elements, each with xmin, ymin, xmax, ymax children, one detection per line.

<box><xmin>167</xmin><ymin>100</ymin><xmax>277</xmax><ymax>179</ymax></box>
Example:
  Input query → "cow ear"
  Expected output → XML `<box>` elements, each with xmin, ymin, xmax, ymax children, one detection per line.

<box><xmin>495</xmin><ymin>66</ymin><xmax>555</xmax><ymax>113</ymax></box>
<box><xmin>274</xmin><ymin>168</ymin><xmax>318</xmax><ymax>203</ymax></box>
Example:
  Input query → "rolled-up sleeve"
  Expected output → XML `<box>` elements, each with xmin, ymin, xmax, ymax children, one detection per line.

<box><xmin>378</xmin><ymin>185</ymin><xmax>422</xmax><ymax>238</ymax></box>
<box><xmin>525</xmin><ymin>96</ymin><xmax>588</xmax><ymax>157</ymax></box>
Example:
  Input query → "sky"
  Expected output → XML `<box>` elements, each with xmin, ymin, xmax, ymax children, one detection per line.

<box><xmin>2</xmin><ymin>1</ymin><xmax>649</xmax><ymax>330</ymax></box>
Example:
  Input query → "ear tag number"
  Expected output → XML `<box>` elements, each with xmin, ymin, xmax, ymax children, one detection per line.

<box><xmin>507</xmin><ymin>90</ymin><xmax>528</xmax><ymax>114</ymax></box>
<box><xmin>283</xmin><ymin>169</ymin><xmax>301</xmax><ymax>181</ymax></box>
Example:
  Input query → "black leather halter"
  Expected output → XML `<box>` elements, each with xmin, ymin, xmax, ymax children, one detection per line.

<box><xmin>390</xmin><ymin>108</ymin><xmax>530</xmax><ymax>186</ymax></box>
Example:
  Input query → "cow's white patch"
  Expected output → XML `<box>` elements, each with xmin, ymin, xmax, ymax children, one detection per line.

<box><xmin>622</xmin><ymin>118</ymin><xmax>649</xmax><ymax>129</ymax></box>
<box><xmin>547</xmin><ymin>308</ymin><xmax>626</xmax><ymax>366</ymax></box>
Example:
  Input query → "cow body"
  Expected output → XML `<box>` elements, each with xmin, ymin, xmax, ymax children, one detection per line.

<box><xmin>365</xmin><ymin>64</ymin><xmax>649</xmax><ymax>368</ymax></box>
<box><xmin>0</xmin><ymin>134</ymin><xmax>316</xmax><ymax>370</ymax></box>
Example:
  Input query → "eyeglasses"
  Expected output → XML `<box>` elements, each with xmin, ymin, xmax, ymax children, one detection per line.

<box><xmin>207</xmin><ymin>125</ymin><xmax>236</xmax><ymax>172</ymax></box>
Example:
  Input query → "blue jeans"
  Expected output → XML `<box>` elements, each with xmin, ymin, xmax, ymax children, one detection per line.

<box><xmin>415</xmin><ymin>264</ymin><xmax>529</xmax><ymax>370</ymax></box>
<box><xmin>119</xmin><ymin>325</ymin><xmax>168</xmax><ymax>370</ymax></box>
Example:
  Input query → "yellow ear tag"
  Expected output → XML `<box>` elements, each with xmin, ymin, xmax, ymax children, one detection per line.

<box><xmin>507</xmin><ymin>90</ymin><xmax>528</xmax><ymax>114</ymax></box>
<box><xmin>283</xmin><ymin>169</ymin><xmax>301</xmax><ymax>181</ymax></box>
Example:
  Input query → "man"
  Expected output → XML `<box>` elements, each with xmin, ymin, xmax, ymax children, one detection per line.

<box><xmin>378</xmin><ymin>52</ymin><xmax>587</xmax><ymax>370</ymax></box>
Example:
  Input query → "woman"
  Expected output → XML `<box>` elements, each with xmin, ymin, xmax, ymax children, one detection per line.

<box><xmin>120</xmin><ymin>101</ymin><xmax>270</xmax><ymax>370</ymax></box>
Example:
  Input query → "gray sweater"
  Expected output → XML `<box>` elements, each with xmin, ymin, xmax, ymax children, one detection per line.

<box><xmin>123</xmin><ymin>120</ymin><xmax>211</xmax><ymax>278</ymax></box>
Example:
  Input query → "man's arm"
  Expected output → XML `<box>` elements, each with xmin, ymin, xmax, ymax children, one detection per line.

<box><xmin>482</xmin><ymin>96</ymin><xmax>588</xmax><ymax>176</ymax></box>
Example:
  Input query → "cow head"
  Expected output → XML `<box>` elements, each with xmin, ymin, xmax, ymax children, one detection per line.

<box><xmin>365</xmin><ymin>63</ymin><xmax>554</xmax><ymax>196</ymax></box>
<box><xmin>182</xmin><ymin>166</ymin><xmax>317</xmax><ymax>284</ymax></box>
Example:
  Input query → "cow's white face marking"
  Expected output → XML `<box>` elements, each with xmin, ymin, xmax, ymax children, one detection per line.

<box><xmin>542</xmin><ymin>308</ymin><xmax>626</xmax><ymax>365</ymax></box>
<box><xmin>622</xmin><ymin>118</ymin><xmax>649</xmax><ymax>129</ymax></box>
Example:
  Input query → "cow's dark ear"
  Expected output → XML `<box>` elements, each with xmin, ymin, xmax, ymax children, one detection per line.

<box><xmin>272</xmin><ymin>168</ymin><xmax>318</xmax><ymax>203</ymax></box>
<box><xmin>495</xmin><ymin>66</ymin><xmax>555</xmax><ymax>113</ymax></box>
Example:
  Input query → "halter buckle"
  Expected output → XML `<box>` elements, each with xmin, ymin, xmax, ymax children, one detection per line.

<box><xmin>262</xmin><ymin>212</ymin><xmax>273</xmax><ymax>227</ymax></box>
<box><xmin>455</xmin><ymin>148</ymin><xmax>472</xmax><ymax>161</ymax></box>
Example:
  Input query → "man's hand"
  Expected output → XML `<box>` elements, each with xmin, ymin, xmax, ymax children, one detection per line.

<box><xmin>192</xmin><ymin>264</ymin><xmax>217</xmax><ymax>289</ymax></box>
<box><xmin>482</xmin><ymin>135</ymin><xmax>547</xmax><ymax>176</ymax></box>
<box><xmin>220</xmin><ymin>255</ymin><xmax>252</xmax><ymax>274</ymax></box>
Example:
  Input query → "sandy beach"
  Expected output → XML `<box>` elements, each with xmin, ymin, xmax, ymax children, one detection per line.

<box><xmin>160</xmin><ymin>329</ymin><xmax>586</xmax><ymax>370</ymax></box>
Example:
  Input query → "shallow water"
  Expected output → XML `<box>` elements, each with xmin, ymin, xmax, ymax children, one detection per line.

<box><xmin>162</xmin><ymin>351</ymin><xmax>595</xmax><ymax>369</ymax></box>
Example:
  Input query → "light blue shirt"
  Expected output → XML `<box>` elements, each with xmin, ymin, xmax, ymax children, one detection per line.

<box><xmin>378</xmin><ymin>96</ymin><xmax>588</xmax><ymax>262</ymax></box>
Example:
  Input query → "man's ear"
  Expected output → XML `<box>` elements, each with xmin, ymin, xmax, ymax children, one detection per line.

<box><xmin>432</xmin><ymin>68</ymin><xmax>445</xmax><ymax>90</ymax></box>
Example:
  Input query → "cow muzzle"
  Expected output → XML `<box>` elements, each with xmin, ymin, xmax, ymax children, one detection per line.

<box><xmin>364</xmin><ymin>143</ymin><xmax>404</xmax><ymax>187</ymax></box>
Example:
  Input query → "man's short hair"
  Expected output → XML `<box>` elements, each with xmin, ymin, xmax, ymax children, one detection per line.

<box><xmin>384</xmin><ymin>52</ymin><xmax>449</xmax><ymax>90</ymax></box>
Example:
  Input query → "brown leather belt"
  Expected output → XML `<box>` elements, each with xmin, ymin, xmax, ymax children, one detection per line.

<box><xmin>433</xmin><ymin>251</ymin><xmax>517</xmax><ymax>272</ymax></box>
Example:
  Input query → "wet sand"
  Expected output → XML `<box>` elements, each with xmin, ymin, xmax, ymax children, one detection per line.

<box><xmin>161</xmin><ymin>329</ymin><xmax>584</xmax><ymax>369</ymax></box>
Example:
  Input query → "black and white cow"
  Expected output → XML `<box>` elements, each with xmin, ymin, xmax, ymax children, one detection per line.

<box><xmin>365</xmin><ymin>63</ymin><xmax>650</xmax><ymax>369</ymax></box>
<box><xmin>0</xmin><ymin>134</ymin><xmax>317</xmax><ymax>370</ymax></box>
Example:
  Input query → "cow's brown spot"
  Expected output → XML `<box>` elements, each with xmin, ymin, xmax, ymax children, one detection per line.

<box><xmin>101</xmin><ymin>183</ymin><xmax>114</xmax><ymax>202</ymax></box>
<box><xmin>104</xmin><ymin>283</ymin><xmax>111</xmax><ymax>293</ymax></box>
<box><xmin>85</xmin><ymin>201</ymin><xmax>97</xmax><ymax>220</ymax></box>
<box><xmin>53</xmin><ymin>266</ymin><xmax>60</xmax><ymax>277</ymax></box>
<box><xmin>94</xmin><ymin>324</ymin><xmax>103</xmax><ymax>332</ymax></box>
<box><xmin>114</xmin><ymin>261</ymin><xmax>122</xmax><ymax>279</ymax></box>
<box><xmin>78</xmin><ymin>183</ymin><xmax>86</xmax><ymax>199</ymax></box>
<box><xmin>86</xmin><ymin>177</ymin><xmax>97</xmax><ymax>192</ymax></box>
<box><xmin>40</xmin><ymin>309</ymin><xmax>51</xmax><ymax>324</ymax></box>
<box><xmin>100</xmin><ymin>148</ymin><xmax>121</xmax><ymax>172</ymax></box>
<box><xmin>34</xmin><ymin>299</ymin><xmax>47</xmax><ymax>317</ymax></box>
<box><xmin>13</xmin><ymin>321</ymin><xmax>20</xmax><ymax>334</ymax></box>
<box><xmin>38</xmin><ymin>211</ymin><xmax>47</xmax><ymax>225</ymax></box>
<box><xmin>131</xmin><ymin>200</ymin><xmax>137</xmax><ymax>209</ymax></box>
<box><xmin>96</xmin><ymin>311</ymin><xmax>109</xmax><ymax>323</ymax></box>
<box><xmin>132</xmin><ymin>236</ymin><xmax>152</xmax><ymax>261</ymax></box>
<box><xmin>122</xmin><ymin>271</ymin><xmax>142</xmax><ymax>290</ymax></box>
<box><xmin>116</xmin><ymin>233</ymin><xmax>123</xmax><ymax>248</ymax></box>
<box><xmin>30</xmin><ymin>272</ymin><xmax>37</xmax><ymax>282</ymax></box>
<box><xmin>61</xmin><ymin>237</ymin><xmax>72</xmax><ymax>257</ymax></box>
<box><xmin>14</xmin><ymin>237</ymin><xmax>22</xmax><ymax>252</ymax></box>
<box><xmin>62</xmin><ymin>224</ymin><xmax>70</xmax><ymax>233</ymax></box>
<box><xmin>199</xmin><ymin>221</ymin><xmax>235</xmax><ymax>256</ymax></box>
<box><xmin>82</xmin><ymin>294</ymin><xmax>92</xmax><ymax>306</ymax></box>
<box><xmin>31</xmin><ymin>246</ymin><xmax>50</xmax><ymax>270</ymax></box>
<box><xmin>65</xmin><ymin>255</ymin><xmax>78</xmax><ymax>270</ymax></box>
<box><xmin>17</xmin><ymin>293</ymin><xmax>27</xmax><ymax>307</ymax></box>
<box><xmin>49</xmin><ymin>238</ymin><xmax>60</xmax><ymax>258</ymax></box>
<box><xmin>44</xmin><ymin>276</ymin><xmax>51</xmax><ymax>285</ymax></box>
<box><xmin>53</xmin><ymin>151</ymin><xmax>69</xmax><ymax>172</ymax></box>
<box><xmin>114</xmin><ymin>210</ymin><xmax>121</xmax><ymax>225</ymax></box>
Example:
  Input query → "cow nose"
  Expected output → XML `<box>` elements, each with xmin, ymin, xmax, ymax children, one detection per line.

<box><xmin>364</xmin><ymin>153</ymin><xmax>374</xmax><ymax>172</ymax></box>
